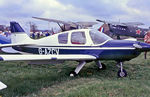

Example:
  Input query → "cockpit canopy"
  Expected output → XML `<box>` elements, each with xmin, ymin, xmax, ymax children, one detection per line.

<box><xmin>57</xmin><ymin>29</ymin><xmax>112</xmax><ymax>45</ymax></box>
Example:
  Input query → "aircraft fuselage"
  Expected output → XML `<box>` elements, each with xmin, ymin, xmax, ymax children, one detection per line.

<box><xmin>109</xmin><ymin>24</ymin><xmax>148</xmax><ymax>38</ymax></box>
<box><xmin>12</xmin><ymin>40</ymin><xmax>150</xmax><ymax>61</ymax></box>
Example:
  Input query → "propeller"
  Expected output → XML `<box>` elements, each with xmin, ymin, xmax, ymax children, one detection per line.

<box><xmin>133</xmin><ymin>43</ymin><xmax>147</xmax><ymax>59</ymax></box>
<box><xmin>133</xmin><ymin>44</ymin><xmax>142</xmax><ymax>49</ymax></box>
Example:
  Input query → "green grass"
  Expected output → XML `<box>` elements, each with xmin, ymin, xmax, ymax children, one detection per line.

<box><xmin>0</xmin><ymin>53</ymin><xmax>150</xmax><ymax>97</ymax></box>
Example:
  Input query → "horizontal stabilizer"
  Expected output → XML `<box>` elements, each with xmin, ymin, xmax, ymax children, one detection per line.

<box><xmin>1</xmin><ymin>47</ymin><xmax>20</xmax><ymax>53</ymax></box>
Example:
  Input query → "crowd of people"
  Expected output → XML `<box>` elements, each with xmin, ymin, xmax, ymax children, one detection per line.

<box><xmin>0</xmin><ymin>31</ymin><xmax>11</xmax><ymax>37</ymax></box>
<box><xmin>30</xmin><ymin>31</ymin><xmax>55</xmax><ymax>39</ymax></box>
<box><xmin>0</xmin><ymin>30</ymin><xmax>55</xmax><ymax>39</ymax></box>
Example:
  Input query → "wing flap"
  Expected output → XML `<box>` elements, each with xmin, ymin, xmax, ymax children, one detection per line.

<box><xmin>0</xmin><ymin>54</ymin><xmax>96</xmax><ymax>61</ymax></box>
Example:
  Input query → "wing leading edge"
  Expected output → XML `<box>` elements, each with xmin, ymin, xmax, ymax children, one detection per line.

<box><xmin>0</xmin><ymin>54</ymin><xmax>96</xmax><ymax>61</ymax></box>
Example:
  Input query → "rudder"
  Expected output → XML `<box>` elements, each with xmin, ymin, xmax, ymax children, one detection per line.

<box><xmin>10</xmin><ymin>21</ymin><xmax>32</xmax><ymax>43</ymax></box>
<box><xmin>10</xmin><ymin>22</ymin><xmax>25</xmax><ymax>33</ymax></box>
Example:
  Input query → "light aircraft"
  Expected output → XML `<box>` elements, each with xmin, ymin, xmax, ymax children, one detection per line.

<box><xmin>97</xmin><ymin>19</ymin><xmax>150</xmax><ymax>40</ymax></box>
<box><xmin>33</xmin><ymin>17</ymin><xmax>98</xmax><ymax>32</ymax></box>
<box><xmin>0</xmin><ymin>21</ymin><xmax>150</xmax><ymax>78</ymax></box>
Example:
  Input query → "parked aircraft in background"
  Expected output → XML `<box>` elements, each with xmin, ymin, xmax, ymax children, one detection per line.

<box><xmin>1</xmin><ymin>21</ymin><xmax>150</xmax><ymax>78</ymax></box>
<box><xmin>33</xmin><ymin>17</ymin><xmax>98</xmax><ymax>32</ymax></box>
<box><xmin>97</xmin><ymin>19</ymin><xmax>150</xmax><ymax>40</ymax></box>
<box><xmin>0</xmin><ymin>34</ymin><xmax>11</xmax><ymax>44</ymax></box>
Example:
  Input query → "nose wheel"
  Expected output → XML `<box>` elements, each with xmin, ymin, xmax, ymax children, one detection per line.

<box><xmin>117</xmin><ymin>62</ymin><xmax>127</xmax><ymax>77</ymax></box>
<box><xmin>117</xmin><ymin>69</ymin><xmax>127</xmax><ymax>77</ymax></box>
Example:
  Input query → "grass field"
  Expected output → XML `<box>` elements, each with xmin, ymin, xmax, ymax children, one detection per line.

<box><xmin>0</xmin><ymin>53</ymin><xmax>150</xmax><ymax>97</ymax></box>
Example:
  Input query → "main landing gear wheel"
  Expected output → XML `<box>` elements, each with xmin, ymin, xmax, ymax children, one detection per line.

<box><xmin>69</xmin><ymin>61</ymin><xmax>86</xmax><ymax>77</ymax></box>
<box><xmin>69</xmin><ymin>71</ymin><xmax>77</xmax><ymax>77</ymax></box>
<box><xmin>117</xmin><ymin>69</ymin><xmax>127</xmax><ymax>77</ymax></box>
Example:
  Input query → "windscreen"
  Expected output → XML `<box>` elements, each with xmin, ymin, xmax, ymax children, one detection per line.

<box><xmin>90</xmin><ymin>29</ymin><xmax>112</xmax><ymax>44</ymax></box>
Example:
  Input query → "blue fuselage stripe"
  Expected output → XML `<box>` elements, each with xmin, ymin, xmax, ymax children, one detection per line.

<box><xmin>12</xmin><ymin>46</ymin><xmax>141</xmax><ymax>61</ymax></box>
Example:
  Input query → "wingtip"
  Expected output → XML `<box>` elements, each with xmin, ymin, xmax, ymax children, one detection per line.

<box><xmin>0</xmin><ymin>81</ymin><xmax>7</xmax><ymax>90</ymax></box>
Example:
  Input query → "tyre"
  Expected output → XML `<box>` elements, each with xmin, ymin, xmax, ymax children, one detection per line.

<box><xmin>117</xmin><ymin>69</ymin><xmax>127</xmax><ymax>77</ymax></box>
<box><xmin>69</xmin><ymin>71</ymin><xmax>77</xmax><ymax>77</ymax></box>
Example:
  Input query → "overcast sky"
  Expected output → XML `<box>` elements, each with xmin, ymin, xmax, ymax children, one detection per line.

<box><xmin>0</xmin><ymin>0</ymin><xmax>150</xmax><ymax>29</ymax></box>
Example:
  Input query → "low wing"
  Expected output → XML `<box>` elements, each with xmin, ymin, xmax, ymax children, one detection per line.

<box><xmin>0</xmin><ymin>43</ymin><xmax>31</xmax><ymax>48</ymax></box>
<box><xmin>0</xmin><ymin>54</ymin><xmax>96</xmax><ymax>61</ymax></box>
<box><xmin>1</xmin><ymin>47</ymin><xmax>20</xmax><ymax>53</ymax></box>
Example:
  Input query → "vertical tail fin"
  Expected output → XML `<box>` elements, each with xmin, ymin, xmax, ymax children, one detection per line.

<box><xmin>10</xmin><ymin>21</ymin><xmax>32</xmax><ymax>43</ymax></box>
<box><xmin>10</xmin><ymin>22</ymin><xmax>25</xmax><ymax>33</ymax></box>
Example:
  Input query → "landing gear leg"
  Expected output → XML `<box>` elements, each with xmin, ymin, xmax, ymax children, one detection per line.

<box><xmin>117</xmin><ymin>35</ymin><xmax>121</xmax><ymax>40</ymax></box>
<box><xmin>69</xmin><ymin>61</ymin><xmax>86</xmax><ymax>77</ymax></box>
<box><xmin>117</xmin><ymin>62</ymin><xmax>127</xmax><ymax>77</ymax></box>
<box><xmin>96</xmin><ymin>60</ymin><xmax>106</xmax><ymax>70</ymax></box>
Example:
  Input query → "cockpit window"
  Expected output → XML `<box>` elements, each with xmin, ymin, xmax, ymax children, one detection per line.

<box><xmin>90</xmin><ymin>29</ymin><xmax>112</xmax><ymax>44</ymax></box>
<box><xmin>58</xmin><ymin>33</ymin><xmax>68</xmax><ymax>44</ymax></box>
<box><xmin>71</xmin><ymin>32</ymin><xmax>86</xmax><ymax>44</ymax></box>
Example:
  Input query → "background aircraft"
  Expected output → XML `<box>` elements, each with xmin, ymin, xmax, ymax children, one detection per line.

<box><xmin>97</xmin><ymin>19</ymin><xmax>150</xmax><ymax>40</ymax></box>
<box><xmin>33</xmin><ymin>17</ymin><xmax>98</xmax><ymax>32</ymax></box>
<box><xmin>1</xmin><ymin>21</ymin><xmax>150</xmax><ymax>78</ymax></box>
<box><xmin>0</xmin><ymin>35</ymin><xmax>11</xmax><ymax>44</ymax></box>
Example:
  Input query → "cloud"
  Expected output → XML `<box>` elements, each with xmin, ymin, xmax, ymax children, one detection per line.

<box><xmin>1</xmin><ymin>0</ymin><xmax>150</xmax><ymax>27</ymax></box>
<box><xmin>0</xmin><ymin>0</ymin><xmax>96</xmax><ymax>25</ymax></box>
<box><xmin>0</xmin><ymin>0</ymin><xmax>4</xmax><ymax>6</ymax></box>
<box><xmin>56</xmin><ymin>0</ymin><xmax>150</xmax><ymax>26</ymax></box>
<box><xmin>57</xmin><ymin>0</ymin><xmax>128</xmax><ymax>18</ymax></box>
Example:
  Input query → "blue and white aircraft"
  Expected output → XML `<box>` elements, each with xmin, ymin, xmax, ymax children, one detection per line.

<box><xmin>0</xmin><ymin>21</ymin><xmax>150</xmax><ymax>77</ymax></box>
